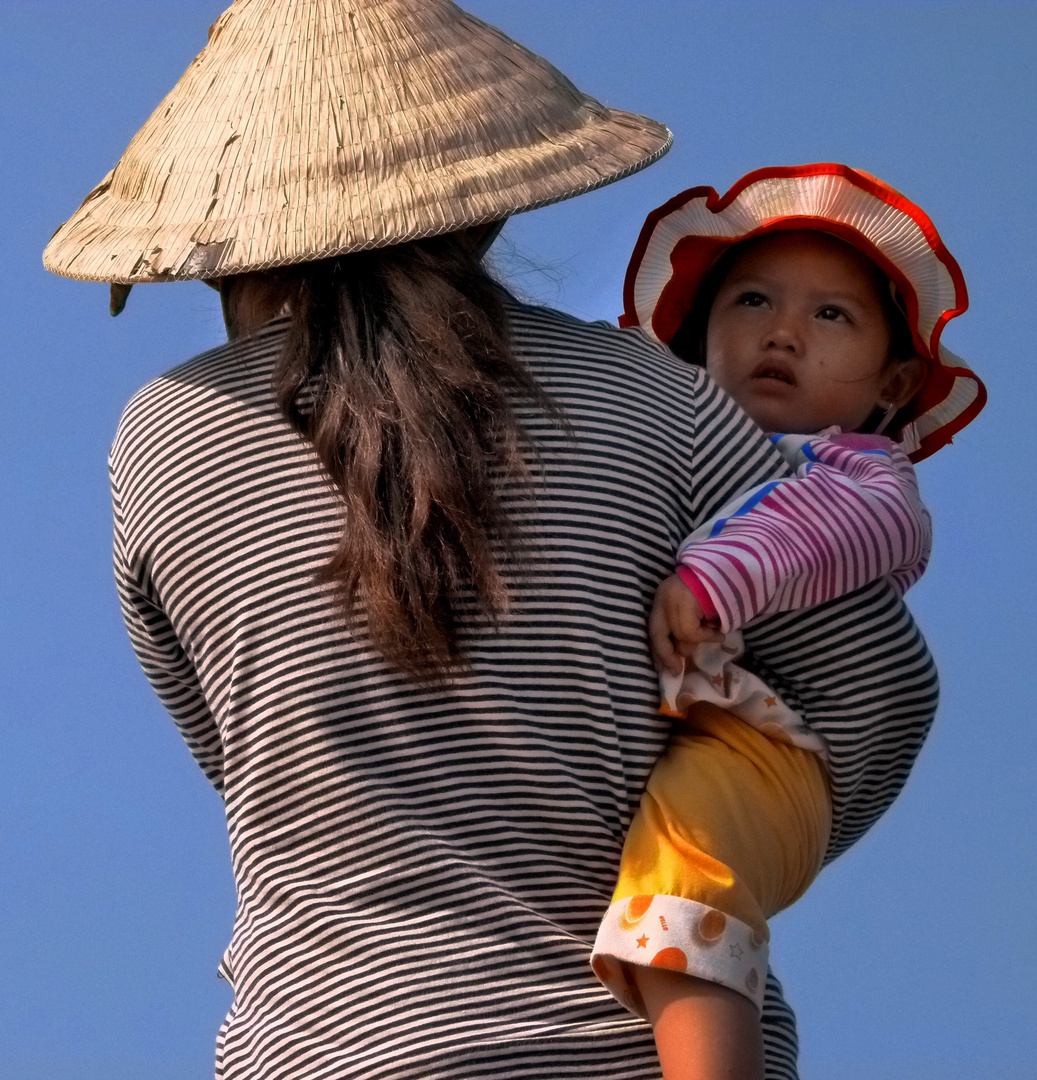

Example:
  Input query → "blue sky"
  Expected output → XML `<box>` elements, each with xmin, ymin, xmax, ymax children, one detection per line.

<box><xmin>2</xmin><ymin>3</ymin><xmax>1035</xmax><ymax>1078</ymax></box>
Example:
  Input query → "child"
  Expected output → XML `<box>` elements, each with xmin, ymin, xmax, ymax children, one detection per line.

<box><xmin>590</xmin><ymin>165</ymin><xmax>986</xmax><ymax>1079</ymax></box>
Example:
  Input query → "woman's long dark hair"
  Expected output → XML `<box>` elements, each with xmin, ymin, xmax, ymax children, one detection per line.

<box><xmin>272</xmin><ymin>232</ymin><xmax>554</xmax><ymax>682</ymax></box>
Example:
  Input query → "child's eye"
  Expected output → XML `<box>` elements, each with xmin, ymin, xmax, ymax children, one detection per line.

<box><xmin>737</xmin><ymin>291</ymin><xmax>767</xmax><ymax>307</ymax></box>
<box><xmin>817</xmin><ymin>306</ymin><xmax>848</xmax><ymax>322</ymax></box>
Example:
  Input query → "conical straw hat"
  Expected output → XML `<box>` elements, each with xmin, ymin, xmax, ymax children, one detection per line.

<box><xmin>43</xmin><ymin>0</ymin><xmax>671</xmax><ymax>285</ymax></box>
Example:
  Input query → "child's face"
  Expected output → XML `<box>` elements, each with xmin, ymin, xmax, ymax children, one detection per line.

<box><xmin>704</xmin><ymin>231</ymin><xmax>903</xmax><ymax>434</ymax></box>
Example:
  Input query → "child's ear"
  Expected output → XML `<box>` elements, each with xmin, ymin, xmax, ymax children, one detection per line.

<box><xmin>879</xmin><ymin>356</ymin><xmax>927</xmax><ymax>409</ymax></box>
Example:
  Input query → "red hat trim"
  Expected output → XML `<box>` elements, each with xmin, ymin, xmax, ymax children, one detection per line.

<box><xmin>621</xmin><ymin>164</ymin><xmax>985</xmax><ymax>461</ymax></box>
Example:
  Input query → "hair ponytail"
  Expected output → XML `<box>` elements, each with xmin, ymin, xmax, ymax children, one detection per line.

<box><xmin>273</xmin><ymin>233</ymin><xmax>554</xmax><ymax>681</ymax></box>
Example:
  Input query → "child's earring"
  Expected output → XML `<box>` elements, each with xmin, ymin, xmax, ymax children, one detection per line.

<box><xmin>873</xmin><ymin>401</ymin><xmax>898</xmax><ymax>435</ymax></box>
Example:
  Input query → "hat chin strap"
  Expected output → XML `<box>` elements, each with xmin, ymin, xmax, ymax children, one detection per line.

<box><xmin>474</xmin><ymin>219</ymin><xmax>508</xmax><ymax>259</ymax></box>
<box><xmin>872</xmin><ymin>401</ymin><xmax>899</xmax><ymax>436</ymax></box>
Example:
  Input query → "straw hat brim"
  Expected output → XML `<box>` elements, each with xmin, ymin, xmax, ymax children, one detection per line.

<box><xmin>619</xmin><ymin>163</ymin><xmax>986</xmax><ymax>461</ymax></box>
<box><xmin>43</xmin><ymin>0</ymin><xmax>671</xmax><ymax>285</ymax></box>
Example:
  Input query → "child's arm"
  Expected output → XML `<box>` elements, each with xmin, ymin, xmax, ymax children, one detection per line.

<box><xmin>673</xmin><ymin>434</ymin><xmax>931</xmax><ymax>635</ymax></box>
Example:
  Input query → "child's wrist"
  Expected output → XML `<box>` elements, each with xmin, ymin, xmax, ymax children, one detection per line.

<box><xmin>675</xmin><ymin>566</ymin><xmax>720</xmax><ymax>621</ymax></box>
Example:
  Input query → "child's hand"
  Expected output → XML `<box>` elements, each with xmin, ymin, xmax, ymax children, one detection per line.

<box><xmin>649</xmin><ymin>574</ymin><xmax>723</xmax><ymax>677</ymax></box>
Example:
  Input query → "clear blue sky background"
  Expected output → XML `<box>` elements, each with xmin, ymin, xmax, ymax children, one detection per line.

<box><xmin>2</xmin><ymin>3</ymin><xmax>1035</xmax><ymax>1078</ymax></box>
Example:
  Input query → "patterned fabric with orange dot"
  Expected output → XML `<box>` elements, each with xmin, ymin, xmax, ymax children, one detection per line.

<box><xmin>591</xmin><ymin>704</ymin><xmax>831</xmax><ymax>1014</ymax></box>
<box><xmin>592</xmin><ymin>894</ymin><xmax>769</xmax><ymax>1013</ymax></box>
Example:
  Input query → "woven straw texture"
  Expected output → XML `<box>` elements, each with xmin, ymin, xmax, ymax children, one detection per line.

<box><xmin>43</xmin><ymin>0</ymin><xmax>671</xmax><ymax>283</ymax></box>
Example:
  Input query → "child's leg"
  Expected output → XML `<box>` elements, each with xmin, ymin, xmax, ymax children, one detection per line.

<box><xmin>635</xmin><ymin>966</ymin><xmax>765</xmax><ymax>1080</ymax></box>
<box><xmin>591</xmin><ymin>703</ymin><xmax>830</xmax><ymax>1077</ymax></box>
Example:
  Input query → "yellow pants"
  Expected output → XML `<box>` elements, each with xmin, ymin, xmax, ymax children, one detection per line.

<box><xmin>591</xmin><ymin>703</ymin><xmax>831</xmax><ymax>1013</ymax></box>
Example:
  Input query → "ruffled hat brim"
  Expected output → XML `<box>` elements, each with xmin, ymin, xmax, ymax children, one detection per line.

<box><xmin>620</xmin><ymin>163</ymin><xmax>986</xmax><ymax>462</ymax></box>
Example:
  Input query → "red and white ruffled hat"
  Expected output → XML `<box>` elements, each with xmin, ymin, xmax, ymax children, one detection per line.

<box><xmin>620</xmin><ymin>163</ymin><xmax>985</xmax><ymax>461</ymax></box>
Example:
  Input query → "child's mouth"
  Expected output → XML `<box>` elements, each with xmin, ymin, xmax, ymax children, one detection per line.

<box><xmin>751</xmin><ymin>362</ymin><xmax>796</xmax><ymax>386</ymax></box>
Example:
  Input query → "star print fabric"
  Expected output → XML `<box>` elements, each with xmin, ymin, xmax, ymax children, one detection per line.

<box><xmin>660</xmin><ymin>631</ymin><xmax>829</xmax><ymax>758</ymax></box>
<box><xmin>593</xmin><ymin>893</ymin><xmax>769</xmax><ymax>1012</ymax></box>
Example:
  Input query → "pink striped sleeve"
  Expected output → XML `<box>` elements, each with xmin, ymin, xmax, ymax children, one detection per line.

<box><xmin>675</xmin><ymin>436</ymin><xmax>932</xmax><ymax>634</ymax></box>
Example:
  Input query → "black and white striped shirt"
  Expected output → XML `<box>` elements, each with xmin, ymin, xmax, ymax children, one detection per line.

<box><xmin>110</xmin><ymin>301</ymin><xmax>937</xmax><ymax>1080</ymax></box>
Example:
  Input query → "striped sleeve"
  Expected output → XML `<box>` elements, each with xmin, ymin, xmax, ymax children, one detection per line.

<box><xmin>762</xmin><ymin>969</ymin><xmax>800</xmax><ymax>1080</ymax></box>
<box><xmin>111</xmin><ymin>467</ymin><xmax>225</xmax><ymax>793</ymax></box>
<box><xmin>675</xmin><ymin>433</ymin><xmax>932</xmax><ymax>633</ymax></box>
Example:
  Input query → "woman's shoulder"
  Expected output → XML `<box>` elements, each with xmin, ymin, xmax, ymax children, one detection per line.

<box><xmin>503</xmin><ymin>300</ymin><xmax>741</xmax><ymax>484</ymax></box>
<box><xmin>110</xmin><ymin>317</ymin><xmax>290</xmax><ymax>484</ymax></box>
<box><xmin>505</xmin><ymin>298</ymin><xmax>705</xmax><ymax>387</ymax></box>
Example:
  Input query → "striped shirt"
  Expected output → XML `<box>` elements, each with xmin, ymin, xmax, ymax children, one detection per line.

<box><xmin>676</xmin><ymin>431</ymin><xmax>931</xmax><ymax>633</ymax></box>
<box><xmin>110</xmin><ymin>301</ymin><xmax>938</xmax><ymax>1080</ymax></box>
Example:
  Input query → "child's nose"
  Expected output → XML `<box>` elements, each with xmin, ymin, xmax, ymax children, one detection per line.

<box><xmin>763</xmin><ymin>315</ymin><xmax>802</xmax><ymax>352</ymax></box>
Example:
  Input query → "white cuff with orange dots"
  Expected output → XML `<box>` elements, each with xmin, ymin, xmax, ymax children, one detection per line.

<box><xmin>591</xmin><ymin>893</ymin><xmax>768</xmax><ymax>1015</ymax></box>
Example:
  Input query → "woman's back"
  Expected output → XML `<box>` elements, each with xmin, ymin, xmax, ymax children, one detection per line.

<box><xmin>111</xmin><ymin>301</ymin><xmax>936</xmax><ymax>1079</ymax></box>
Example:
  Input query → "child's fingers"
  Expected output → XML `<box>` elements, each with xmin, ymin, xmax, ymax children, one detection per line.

<box><xmin>671</xmin><ymin>621</ymin><xmax>724</xmax><ymax>656</ymax></box>
<box><xmin>676</xmin><ymin>624</ymin><xmax>724</xmax><ymax>651</ymax></box>
<box><xmin>651</xmin><ymin>631</ymin><xmax>683</xmax><ymax>678</ymax></box>
<box><xmin>648</xmin><ymin>606</ymin><xmax>683</xmax><ymax>677</ymax></box>
<box><xmin>698</xmin><ymin>616</ymin><xmax>724</xmax><ymax>643</ymax></box>
<box><xmin>677</xmin><ymin>637</ymin><xmax>717</xmax><ymax>656</ymax></box>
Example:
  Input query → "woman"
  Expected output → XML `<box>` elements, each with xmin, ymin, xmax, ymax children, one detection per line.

<box><xmin>44</xmin><ymin>2</ymin><xmax>937</xmax><ymax>1078</ymax></box>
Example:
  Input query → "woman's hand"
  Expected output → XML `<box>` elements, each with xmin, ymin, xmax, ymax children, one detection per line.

<box><xmin>649</xmin><ymin>574</ymin><xmax>724</xmax><ymax>677</ymax></box>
